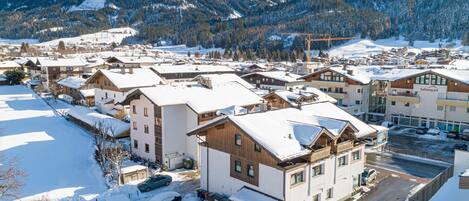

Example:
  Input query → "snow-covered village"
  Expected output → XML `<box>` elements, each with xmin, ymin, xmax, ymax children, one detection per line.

<box><xmin>0</xmin><ymin>1</ymin><xmax>469</xmax><ymax>201</ymax></box>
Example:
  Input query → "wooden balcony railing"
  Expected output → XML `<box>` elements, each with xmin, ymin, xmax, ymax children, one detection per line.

<box><xmin>309</xmin><ymin>146</ymin><xmax>331</xmax><ymax>162</ymax></box>
<box><xmin>334</xmin><ymin>141</ymin><xmax>354</xmax><ymax>153</ymax></box>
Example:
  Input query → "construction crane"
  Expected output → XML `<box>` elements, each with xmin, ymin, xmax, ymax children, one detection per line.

<box><xmin>281</xmin><ymin>33</ymin><xmax>353</xmax><ymax>63</ymax></box>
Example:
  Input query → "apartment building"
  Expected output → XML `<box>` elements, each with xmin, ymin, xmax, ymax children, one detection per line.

<box><xmin>35</xmin><ymin>57</ymin><xmax>87</xmax><ymax>88</ymax></box>
<box><xmin>299</xmin><ymin>67</ymin><xmax>373</xmax><ymax>120</ymax></box>
<box><xmin>120</xmin><ymin>81</ymin><xmax>263</xmax><ymax>170</ymax></box>
<box><xmin>241</xmin><ymin>71</ymin><xmax>302</xmax><ymax>90</ymax></box>
<box><xmin>188</xmin><ymin>104</ymin><xmax>370</xmax><ymax>201</ymax></box>
<box><xmin>85</xmin><ymin>68</ymin><xmax>165</xmax><ymax>114</ymax></box>
<box><xmin>378</xmin><ymin>69</ymin><xmax>469</xmax><ymax>132</ymax></box>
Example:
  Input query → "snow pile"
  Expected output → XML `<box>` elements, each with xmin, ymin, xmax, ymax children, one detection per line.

<box><xmin>0</xmin><ymin>85</ymin><xmax>106</xmax><ymax>200</ymax></box>
<box><xmin>67</xmin><ymin>106</ymin><xmax>130</xmax><ymax>138</ymax></box>
<box><xmin>69</xmin><ymin>0</ymin><xmax>106</xmax><ymax>12</ymax></box>
<box><xmin>38</xmin><ymin>27</ymin><xmax>137</xmax><ymax>47</ymax></box>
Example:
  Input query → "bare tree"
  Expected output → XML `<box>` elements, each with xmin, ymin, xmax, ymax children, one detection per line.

<box><xmin>0</xmin><ymin>156</ymin><xmax>25</xmax><ymax>199</ymax></box>
<box><xmin>105</xmin><ymin>142</ymin><xmax>129</xmax><ymax>185</ymax></box>
<box><xmin>93</xmin><ymin>121</ymin><xmax>113</xmax><ymax>171</ymax></box>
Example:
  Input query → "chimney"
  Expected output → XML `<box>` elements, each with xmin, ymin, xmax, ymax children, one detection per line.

<box><xmin>342</xmin><ymin>64</ymin><xmax>348</xmax><ymax>71</ymax></box>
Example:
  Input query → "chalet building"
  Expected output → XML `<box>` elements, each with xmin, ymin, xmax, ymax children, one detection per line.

<box><xmin>35</xmin><ymin>57</ymin><xmax>87</xmax><ymax>88</ymax></box>
<box><xmin>107</xmin><ymin>56</ymin><xmax>157</xmax><ymax>69</ymax></box>
<box><xmin>298</xmin><ymin>67</ymin><xmax>372</xmax><ymax>120</ymax></box>
<box><xmin>241</xmin><ymin>71</ymin><xmax>302</xmax><ymax>90</ymax></box>
<box><xmin>120</xmin><ymin>81</ymin><xmax>263</xmax><ymax>170</ymax></box>
<box><xmin>56</xmin><ymin>77</ymin><xmax>94</xmax><ymax>106</ymax></box>
<box><xmin>241</xmin><ymin>64</ymin><xmax>268</xmax><ymax>73</ymax></box>
<box><xmin>379</xmin><ymin>69</ymin><xmax>469</xmax><ymax>132</ymax></box>
<box><xmin>188</xmin><ymin>103</ymin><xmax>371</xmax><ymax>201</ymax></box>
<box><xmin>151</xmin><ymin>64</ymin><xmax>236</xmax><ymax>82</ymax></box>
<box><xmin>85</xmin><ymin>68</ymin><xmax>165</xmax><ymax>115</ymax></box>
<box><xmin>263</xmin><ymin>87</ymin><xmax>337</xmax><ymax>109</ymax></box>
<box><xmin>0</xmin><ymin>60</ymin><xmax>21</xmax><ymax>74</ymax></box>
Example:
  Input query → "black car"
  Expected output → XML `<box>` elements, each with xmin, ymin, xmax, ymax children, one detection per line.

<box><xmin>453</xmin><ymin>144</ymin><xmax>468</xmax><ymax>152</ymax></box>
<box><xmin>447</xmin><ymin>131</ymin><xmax>460</xmax><ymax>139</ymax></box>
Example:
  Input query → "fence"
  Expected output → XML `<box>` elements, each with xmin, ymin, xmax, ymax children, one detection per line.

<box><xmin>408</xmin><ymin>165</ymin><xmax>454</xmax><ymax>201</ymax></box>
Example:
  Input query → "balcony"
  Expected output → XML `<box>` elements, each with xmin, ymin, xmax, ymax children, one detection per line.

<box><xmin>327</xmin><ymin>91</ymin><xmax>347</xmax><ymax>99</ymax></box>
<box><xmin>334</xmin><ymin>141</ymin><xmax>354</xmax><ymax>153</ymax></box>
<box><xmin>305</xmin><ymin>80</ymin><xmax>347</xmax><ymax>88</ymax></box>
<box><xmin>309</xmin><ymin>146</ymin><xmax>331</xmax><ymax>162</ymax></box>
<box><xmin>436</xmin><ymin>98</ymin><xmax>469</xmax><ymax>107</ymax></box>
<box><xmin>388</xmin><ymin>92</ymin><xmax>420</xmax><ymax>104</ymax></box>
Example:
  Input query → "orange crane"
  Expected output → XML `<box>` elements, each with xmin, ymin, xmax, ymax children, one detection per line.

<box><xmin>281</xmin><ymin>33</ymin><xmax>353</xmax><ymax>63</ymax></box>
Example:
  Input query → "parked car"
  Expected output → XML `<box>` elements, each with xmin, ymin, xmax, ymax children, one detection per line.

<box><xmin>416</xmin><ymin>127</ymin><xmax>428</xmax><ymax>135</ymax></box>
<box><xmin>361</xmin><ymin>168</ymin><xmax>377</xmax><ymax>186</ymax></box>
<box><xmin>150</xmin><ymin>191</ymin><xmax>181</xmax><ymax>201</ymax></box>
<box><xmin>427</xmin><ymin>128</ymin><xmax>440</xmax><ymax>136</ymax></box>
<box><xmin>453</xmin><ymin>144</ymin><xmax>468</xmax><ymax>152</ymax></box>
<box><xmin>447</xmin><ymin>131</ymin><xmax>460</xmax><ymax>139</ymax></box>
<box><xmin>462</xmin><ymin>129</ymin><xmax>469</xmax><ymax>141</ymax></box>
<box><xmin>381</xmin><ymin>121</ymin><xmax>394</xmax><ymax>128</ymax></box>
<box><xmin>138</xmin><ymin>175</ymin><xmax>172</xmax><ymax>192</ymax></box>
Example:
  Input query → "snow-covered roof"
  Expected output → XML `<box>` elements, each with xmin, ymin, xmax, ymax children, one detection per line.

<box><xmin>314</xmin><ymin>67</ymin><xmax>378</xmax><ymax>84</ymax></box>
<box><xmin>36</xmin><ymin>57</ymin><xmax>87</xmax><ymax>67</ymax></box>
<box><xmin>132</xmin><ymin>82</ymin><xmax>263</xmax><ymax>114</ymax></box>
<box><xmin>302</xmin><ymin>102</ymin><xmax>376</xmax><ymax>138</ymax></box>
<box><xmin>109</xmin><ymin>56</ymin><xmax>158</xmax><ymax>64</ymax></box>
<box><xmin>151</xmin><ymin>64</ymin><xmax>235</xmax><ymax>74</ymax></box>
<box><xmin>67</xmin><ymin>106</ymin><xmax>129</xmax><ymax>138</ymax></box>
<box><xmin>230</xmin><ymin>187</ymin><xmax>280</xmax><ymax>201</ymax></box>
<box><xmin>430</xmin><ymin>176</ymin><xmax>469</xmax><ymax>201</ymax></box>
<box><xmin>270</xmin><ymin>88</ymin><xmax>336</xmax><ymax>107</ymax></box>
<box><xmin>97</xmin><ymin>68</ymin><xmax>165</xmax><ymax>89</ymax></box>
<box><xmin>372</xmin><ymin>68</ymin><xmax>469</xmax><ymax>84</ymax></box>
<box><xmin>206</xmin><ymin>108</ymin><xmax>349</xmax><ymax>161</ymax></box>
<box><xmin>462</xmin><ymin>168</ymin><xmax>469</xmax><ymax>177</ymax></box>
<box><xmin>244</xmin><ymin>71</ymin><xmax>302</xmax><ymax>82</ymax></box>
<box><xmin>121</xmin><ymin>165</ymin><xmax>147</xmax><ymax>174</ymax></box>
<box><xmin>80</xmin><ymin>89</ymin><xmax>95</xmax><ymax>97</ymax></box>
<box><xmin>0</xmin><ymin>60</ymin><xmax>21</xmax><ymax>69</ymax></box>
<box><xmin>193</xmin><ymin>73</ymin><xmax>254</xmax><ymax>89</ymax></box>
<box><xmin>57</xmin><ymin>76</ymin><xmax>86</xmax><ymax>89</ymax></box>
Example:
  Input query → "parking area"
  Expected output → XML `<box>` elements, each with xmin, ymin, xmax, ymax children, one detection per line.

<box><xmin>386</xmin><ymin>127</ymin><xmax>469</xmax><ymax>163</ymax></box>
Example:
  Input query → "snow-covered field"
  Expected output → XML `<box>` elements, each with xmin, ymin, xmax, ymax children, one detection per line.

<box><xmin>0</xmin><ymin>38</ymin><xmax>39</xmax><ymax>45</ymax></box>
<box><xmin>329</xmin><ymin>37</ymin><xmax>464</xmax><ymax>58</ymax></box>
<box><xmin>0</xmin><ymin>86</ymin><xmax>106</xmax><ymax>200</ymax></box>
<box><xmin>154</xmin><ymin>45</ymin><xmax>224</xmax><ymax>56</ymax></box>
<box><xmin>38</xmin><ymin>27</ymin><xmax>136</xmax><ymax>47</ymax></box>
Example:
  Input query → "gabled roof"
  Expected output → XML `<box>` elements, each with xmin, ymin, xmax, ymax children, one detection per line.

<box><xmin>301</xmin><ymin>66</ymin><xmax>379</xmax><ymax>84</ymax></box>
<box><xmin>265</xmin><ymin>88</ymin><xmax>337</xmax><ymax>107</ymax></box>
<box><xmin>108</xmin><ymin>56</ymin><xmax>157</xmax><ymax>64</ymax></box>
<box><xmin>122</xmin><ymin>81</ymin><xmax>263</xmax><ymax>114</ymax></box>
<box><xmin>372</xmin><ymin>68</ymin><xmax>469</xmax><ymax>84</ymax></box>
<box><xmin>88</xmin><ymin>68</ymin><xmax>165</xmax><ymax>90</ymax></box>
<box><xmin>0</xmin><ymin>60</ymin><xmax>21</xmax><ymax>69</ymax></box>
<box><xmin>36</xmin><ymin>57</ymin><xmax>87</xmax><ymax>67</ymax></box>
<box><xmin>57</xmin><ymin>76</ymin><xmax>86</xmax><ymax>89</ymax></box>
<box><xmin>242</xmin><ymin>71</ymin><xmax>302</xmax><ymax>83</ymax></box>
<box><xmin>188</xmin><ymin>107</ymin><xmax>357</xmax><ymax>161</ymax></box>
<box><xmin>193</xmin><ymin>73</ymin><xmax>255</xmax><ymax>89</ymax></box>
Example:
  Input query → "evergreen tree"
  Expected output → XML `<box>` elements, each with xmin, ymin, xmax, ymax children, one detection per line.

<box><xmin>463</xmin><ymin>32</ymin><xmax>469</xmax><ymax>46</ymax></box>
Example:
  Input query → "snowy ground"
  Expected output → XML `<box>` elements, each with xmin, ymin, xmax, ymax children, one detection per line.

<box><xmin>329</xmin><ymin>37</ymin><xmax>464</xmax><ymax>58</ymax></box>
<box><xmin>0</xmin><ymin>85</ymin><xmax>106</xmax><ymax>200</ymax></box>
<box><xmin>154</xmin><ymin>45</ymin><xmax>224</xmax><ymax>56</ymax></box>
<box><xmin>38</xmin><ymin>27</ymin><xmax>136</xmax><ymax>47</ymax></box>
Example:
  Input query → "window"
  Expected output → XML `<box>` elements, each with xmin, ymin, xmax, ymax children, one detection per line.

<box><xmin>391</xmin><ymin>101</ymin><xmax>396</xmax><ymax>106</ymax></box>
<box><xmin>144</xmin><ymin>107</ymin><xmax>148</xmax><ymax>117</ymax></box>
<box><xmin>326</xmin><ymin>188</ymin><xmax>333</xmax><ymax>199</ymax></box>
<box><xmin>105</xmin><ymin>92</ymin><xmax>108</xmax><ymax>99</ymax></box>
<box><xmin>133</xmin><ymin>140</ymin><xmax>138</xmax><ymax>149</ymax></box>
<box><xmin>338</xmin><ymin>155</ymin><xmax>348</xmax><ymax>167</ymax></box>
<box><xmin>467</xmin><ymin>108</ymin><xmax>469</xmax><ymax>113</ymax></box>
<box><xmin>290</xmin><ymin>171</ymin><xmax>304</xmax><ymax>186</ymax></box>
<box><xmin>132</xmin><ymin>105</ymin><xmax>136</xmax><ymax>114</ymax></box>
<box><xmin>437</xmin><ymin>105</ymin><xmax>444</xmax><ymax>111</ymax></box>
<box><xmin>235</xmin><ymin>134</ymin><xmax>242</xmax><ymax>146</ymax></box>
<box><xmin>144</xmin><ymin>124</ymin><xmax>149</xmax><ymax>134</ymax></box>
<box><xmin>404</xmin><ymin>102</ymin><xmax>410</xmax><ymax>107</ymax></box>
<box><xmin>254</xmin><ymin>143</ymin><xmax>261</xmax><ymax>152</ymax></box>
<box><xmin>357</xmin><ymin>89</ymin><xmax>361</xmax><ymax>93</ymax></box>
<box><xmin>313</xmin><ymin>193</ymin><xmax>321</xmax><ymax>201</ymax></box>
<box><xmin>247</xmin><ymin>165</ymin><xmax>255</xmax><ymax>177</ymax></box>
<box><xmin>355</xmin><ymin>100</ymin><xmax>361</xmax><ymax>105</ymax></box>
<box><xmin>133</xmin><ymin>122</ymin><xmax>137</xmax><ymax>130</ymax></box>
<box><xmin>312</xmin><ymin>164</ymin><xmax>324</xmax><ymax>176</ymax></box>
<box><xmin>352</xmin><ymin>150</ymin><xmax>361</xmax><ymax>160</ymax></box>
<box><xmin>145</xmin><ymin>144</ymin><xmax>149</xmax><ymax>153</ymax></box>
<box><xmin>235</xmin><ymin>160</ymin><xmax>242</xmax><ymax>173</ymax></box>
<box><xmin>450</xmin><ymin>106</ymin><xmax>456</xmax><ymax>112</ymax></box>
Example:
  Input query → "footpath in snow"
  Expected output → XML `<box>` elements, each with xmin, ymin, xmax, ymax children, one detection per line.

<box><xmin>0</xmin><ymin>85</ymin><xmax>106</xmax><ymax>200</ymax></box>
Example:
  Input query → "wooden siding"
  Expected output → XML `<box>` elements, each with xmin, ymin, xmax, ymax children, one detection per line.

<box><xmin>264</xmin><ymin>93</ymin><xmax>291</xmax><ymax>109</ymax></box>
<box><xmin>87</xmin><ymin>71</ymin><xmax>122</xmax><ymax>92</ymax></box>
<box><xmin>230</xmin><ymin>155</ymin><xmax>259</xmax><ymax>186</ymax></box>
<box><xmin>390</xmin><ymin>78</ymin><xmax>414</xmax><ymax>89</ymax></box>
<box><xmin>154</xmin><ymin>105</ymin><xmax>163</xmax><ymax>163</ymax></box>
<box><xmin>205</xmin><ymin>122</ymin><xmax>280</xmax><ymax>169</ymax></box>
<box><xmin>448</xmin><ymin>80</ymin><xmax>469</xmax><ymax>93</ymax></box>
<box><xmin>243</xmin><ymin>73</ymin><xmax>288</xmax><ymax>87</ymax></box>
<box><xmin>460</xmin><ymin>176</ymin><xmax>469</xmax><ymax>189</ymax></box>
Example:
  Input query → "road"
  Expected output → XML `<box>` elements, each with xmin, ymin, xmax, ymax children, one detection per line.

<box><xmin>366</xmin><ymin>153</ymin><xmax>447</xmax><ymax>179</ymax></box>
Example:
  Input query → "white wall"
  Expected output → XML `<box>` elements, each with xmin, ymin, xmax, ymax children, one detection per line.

<box><xmin>162</xmin><ymin>104</ymin><xmax>188</xmax><ymax>168</ymax></box>
<box><xmin>185</xmin><ymin>106</ymin><xmax>200</xmax><ymax>163</ymax></box>
<box><xmin>454</xmin><ymin>150</ymin><xmax>469</xmax><ymax>176</ymax></box>
<box><xmin>130</xmin><ymin>95</ymin><xmax>155</xmax><ymax>162</ymax></box>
